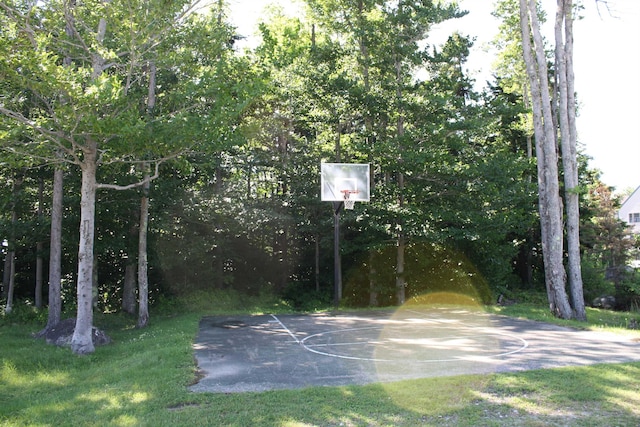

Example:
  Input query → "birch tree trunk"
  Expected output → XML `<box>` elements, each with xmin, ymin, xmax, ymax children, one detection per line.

<box><xmin>4</xmin><ymin>176</ymin><xmax>22</xmax><ymax>315</ymax></box>
<box><xmin>137</xmin><ymin>170</ymin><xmax>150</xmax><ymax>328</ymax></box>
<box><xmin>71</xmin><ymin>141</ymin><xmax>98</xmax><ymax>354</ymax></box>
<box><xmin>555</xmin><ymin>0</ymin><xmax>586</xmax><ymax>320</ymax></box>
<box><xmin>137</xmin><ymin>57</ymin><xmax>155</xmax><ymax>328</ymax></box>
<box><xmin>519</xmin><ymin>0</ymin><xmax>573</xmax><ymax>319</ymax></box>
<box><xmin>4</xmin><ymin>250</ymin><xmax>15</xmax><ymax>314</ymax></box>
<box><xmin>71</xmin><ymin>3</ymin><xmax>109</xmax><ymax>353</ymax></box>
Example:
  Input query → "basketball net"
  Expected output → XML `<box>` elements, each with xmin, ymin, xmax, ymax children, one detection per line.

<box><xmin>342</xmin><ymin>190</ymin><xmax>357</xmax><ymax>210</ymax></box>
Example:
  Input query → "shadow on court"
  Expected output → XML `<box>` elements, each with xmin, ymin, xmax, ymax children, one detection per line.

<box><xmin>189</xmin><ymin>308</ymin><xmax>640</xmax><ymax>393</ymax></box>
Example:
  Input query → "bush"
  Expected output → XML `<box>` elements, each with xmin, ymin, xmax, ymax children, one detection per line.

<box><xmin>0</xmin><ymin>299</ymin><xmax>48</xmax><ymax>325</ymax></box>
<box><xmin>617</xmin><ymin>269</ymin><xmax>640</xmax><ymax>311</ymax></box>
<box><xmin>282</xmin><ymin>282</ymin><xmax>331</xmax><ymax>311</ymax></box>
<box><xmin>581</xmin><ymin>259</ymin><xmax>615</xmax><ymax>303</ymax></box>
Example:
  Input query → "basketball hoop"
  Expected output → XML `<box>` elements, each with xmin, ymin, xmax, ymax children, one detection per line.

<box><xmin>321</xmin><ymin>163</ymin><xmax>370</xmax><ymax>308</ymax></box>
<box><xmin>341</xmin><ymin>190</ymin><xmax>358</xmax><ymax>210</ymax></box>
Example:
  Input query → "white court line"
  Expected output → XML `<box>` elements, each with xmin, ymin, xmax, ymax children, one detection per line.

<box><xmin>403</xmin><ymin>309</ymin><xmax>529</xmax><ymax>357</ymax></box>
<box><xmin>298</xmin><ymin>312</ymin><xmax>529</xmax><ymax>363</ymax></box>
<box><xmin>301</xmin><ymin>327</ymin><xmax>390</xmax><ymax>362</ymax></box>
<box><xmin>270</xmin><ymin>314</ymin><xmax>300</xmax><ymax>344</ymax></box>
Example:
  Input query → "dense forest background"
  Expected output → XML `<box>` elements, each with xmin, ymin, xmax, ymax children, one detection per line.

<box><xmin>1</xmin><ymin>0</ymin><xmax>638</xmax><ymax>325</ymax></box>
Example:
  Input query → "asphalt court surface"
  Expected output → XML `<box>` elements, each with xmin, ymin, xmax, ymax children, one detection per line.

<box><xmin>190</xmin><ymin>307</ymin><xmax>640</xmax><ymax>393</ymax></box>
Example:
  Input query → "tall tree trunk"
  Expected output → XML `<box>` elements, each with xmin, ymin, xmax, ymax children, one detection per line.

<box><xmin>394</xmin><ymin>52</ymin><xmax>406</xmax><ymax>306</ymax></box>
<box><xmin>555</xmin><ymin>0</ymin><xmax>585</xmax><ymax>320</ymax></box>
<box><xmin>137</xmin><ymin>169</ymin><xmax>150</xmax><ymax>328</ymax></box>
<box><xmin>4</xmin><ymin>251</ymin><xmax>15</xmax><ymax>314</ymax></box>
<box><xmin>355</xmin><ymin>0</ymin><xmax>380</xmax><ymax>307</ymax></box>
<box><xmin>369</xmin><ymin>250</ymin><xmax>378</xmax><ymax>307</ymax></box>
<box><xmin>522</xmin><ymin>85</ymin><xmax>535</xmax><ymax>288</ymax></box>
<box><xmin>42</xmin><ymin>0</ymin><xmax>75</xmax><ymax>330</ymax></box>
<box><xmin>519</xmin><ymin>0</ymin><xmax>572</xmax><ymax>319</ymax></box>
<box><xmin>396</xmin><ymin>231</ymin><xmax>406</xmax><ymax>305</ymax></box>
<box><xmin>315</xmin><ymin>234</ymin><xmax>320</xmax><ymax>293</ymax></box>
<box><xmin>122</xmin><ymin>219</ymin><xmax>138</xmax><ymax>315</ymax></box>
<box><xmin>215</xmin><ymin>166</ymin><xmax>225</xmax><ymax>288</ymax></box>
<box><xmin>5</xmin><ymin>202</ymin><xmax>16</xmax><ymax>314</ymax></box>
<box><xmin>136</xmin><ymin>55</ymin><xmax>156</xmax><ymax>328</ymax></box>
<box><xmin>92</xmin><ymin>254</ymin><xmax>99</xmax><ymax>308</ymax></box>
<box><xmin>70</xmin><ymin>142</ymin><xmax>98</xmax><ymax>354</ymax></box>
<box><xmin>44</xmin><ymin>166</ymin><xmax>64</xmax><ymax>331</ymax></box>
<box><xmin>279</xmin><ymin>227</ymin><xmax>289</xmax><ymax>292</ymax></box>
<box><xmin>122</xmin><ymin>260</ymin><xmax>137</xmax><ymax>315</ymax></box>
<box><xmin>2</xmin><ymin>255</ymin><xmax>9</xmax><ymax>300</ymax></box>
<box><xmin>35</xmin><ymin>176</ymin><xmax>44</xmax><ymax>309</ymax></box>
<box><xmin>71</xmin><ymin>1</ymin><xmax>108</xmax><ymax>353</ymax></box>
<box><xmin>4</xmin><ymin>175</ymin><xmax>22</xmax><ymax>314</ymax></box>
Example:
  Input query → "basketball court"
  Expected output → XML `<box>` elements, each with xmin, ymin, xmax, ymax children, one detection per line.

<box><xmin>189</xmin><ymin>307</ymin><xmax>640</xmax><ymax>393</ymax></box>
<box><xmin>190</xmin><ymin>164</ymin><xmax>640</xmax><ymax>393</ymax></box>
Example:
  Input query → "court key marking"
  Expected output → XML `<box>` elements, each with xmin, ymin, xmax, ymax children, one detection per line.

<box><xmin>271</xmin><ymin>314</ymin><xmax>529</xmax><ymax>363</ymax></box>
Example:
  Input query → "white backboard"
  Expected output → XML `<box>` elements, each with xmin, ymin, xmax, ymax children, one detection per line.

<box><xmin>321</xmin><ymin>163</ymin><xmax>370</xmax><ymax>202</ymax></box>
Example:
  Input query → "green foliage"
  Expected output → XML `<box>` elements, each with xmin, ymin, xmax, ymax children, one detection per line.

<box><xmin>154</xmin><ymin>288</ymin><xmax>288</xmax><ymax>315</ymax></box>
<box><xmin>579</xmin><ymin>180</ymin><xmax>638</xmax><ymax>309</ymax></box>
<box><xmin>617</xmin><ymin>270</ymin><xmax>640</xmax><ymax>311</ymax></box>
<box><xmin>580</xmin><ymin>257</ymin><xmax>614</xmax><ymax>302</ymax></box>
<box><xmin>0</xmin><ymin>0</ymin><xmax>614</xmax><ymax>320</ymax></box>
<box><xmin>342</xmin><ymin>241</ymin><xmax>494</xmax><ymax>306</ymax></box>
<box><xmin>490</xmin><ymin>301</ymin><xmax>640</xmax><ymax>331</ymax></box>
<box><xmin>0</xmin><ymin>299</ymin><xmax>48</xmax><ymax>324</ymax></box>
<box><xmin>281</xmin><ymin>281</ymin><xmax>332</xmax><ymax>311</ymax></box>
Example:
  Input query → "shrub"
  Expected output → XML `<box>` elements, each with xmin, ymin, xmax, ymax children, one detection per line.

<box><xmin>581</xmin><ymin>259</ymin><xmax>615</xmax><ymax>303</ymax></box>
<box><xmin>617</xmin><ymin>269</ymin><xmax>640</xmax><ymax>311</ymax></box>
<box><xmin>0</xmin><ymin>299</ymin><xmax>48</xmax><ymax>325</ymax></box>
<box><xmin>282</xmin><ymin>282</ymin><xmax>331</xmax><ymax>311</ymax></box>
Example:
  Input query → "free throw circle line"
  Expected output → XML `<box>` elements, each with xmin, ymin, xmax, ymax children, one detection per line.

<box><xmin>302</xmin><ymin>327</ymin><xmax>391</xmax><ymax>362</ymax></box>
<box><xmin>402</xmin><ymin>308</ymin><xmax>529</xmax><ymax>357</ymax></box>
<box><xmin>301</xmin><ymin>325</ymin><xmax>528</xmax><ymax>363</ymax></box>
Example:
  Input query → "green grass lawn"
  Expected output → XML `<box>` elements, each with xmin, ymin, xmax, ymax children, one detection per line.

<box><xmin>1</xmin><ymin>294</ymin><xmax>639</xmax><ymax>426</ymax></box>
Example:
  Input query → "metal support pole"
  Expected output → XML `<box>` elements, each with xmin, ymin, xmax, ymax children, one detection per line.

<box><xmin>333</xmin><ymin>201</ymin><xmax>343</xmax><ymax>308</ymax></box>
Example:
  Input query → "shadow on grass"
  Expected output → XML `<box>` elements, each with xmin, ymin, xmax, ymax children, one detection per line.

<box><xmin>2</xmin><ymin>311</ymin><xmax>639</xmax><ymax>427</ymax></box>
<box><xmin>0</xmin><ymin>314</ymin><xmax>197</xmax><ymax>426</ymax></box>
<box><xmin>157</xmin><ymin>363</ymin><xmax>640</xmax><ymax>427</ymax></box>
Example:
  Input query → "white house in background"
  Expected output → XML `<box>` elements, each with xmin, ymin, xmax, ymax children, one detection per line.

<box><xmin>619</xmin><ymin>185</ymin><xmax>640</xmax><ymax>234</ymax></box>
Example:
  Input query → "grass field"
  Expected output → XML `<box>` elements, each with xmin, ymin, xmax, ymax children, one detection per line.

<box><xmin>1</xmin><ymin>292</ymin><xmax>639</xmax><ymax>426</ymax></box>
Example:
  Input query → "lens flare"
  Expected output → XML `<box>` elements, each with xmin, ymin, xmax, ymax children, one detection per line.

<box><xmin>372</xmin><ymin>293</ymin><xmax>525</xmax><ymax>409</ymax></box>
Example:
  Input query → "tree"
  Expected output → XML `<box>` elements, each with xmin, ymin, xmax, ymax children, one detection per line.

<box><xmin>554</xmin><ymin>0</ymin><xmax>585</xmax><ymax>320</ymax></box>
<box><xmin>137</xmin><ymin>165</ymin><xmax>151</xmax><ymax>328</ymax></box>
<box><xmin>303</xmin><ymin>0</ymin><xmax>465</xmax><ymax>305</ymax></box>
<box><xmin>42</xmin><ymin>0</ymin><xmax>73</xmax><ymax>333</ymax></box>
<box><xmin>518</xmin><ymin>0</ymin><xmax>583</xmax><ymax>319</ymax></box>
<box><xmin>0</xmin><ymin>0</ymin><xmax>222</xmax><ymax>353</ymax></box>
<box><xmin>2</xmin><ymin>173</ymin><xmax>22</xmax><ymax>314</ymax></box>
<box><xmin>581</xmin><ymin>178</ymin><xmax>635</xmax><ymax>303</ymax></box>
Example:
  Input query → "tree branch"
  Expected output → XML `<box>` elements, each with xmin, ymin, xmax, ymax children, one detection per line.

<box><xmin>0</xmin><ymin>106</ymin><xmax>76</xmax><ymax>154</ymax></box>
<box><xmin>95</xmin><ymin>155</ymin><xmax>176</xmax><ymax>191</ymax></box>
<box><xmin>0</xmin><ymin>2</ymin><xmax>39</xmax><ymax>49</ymax></box>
